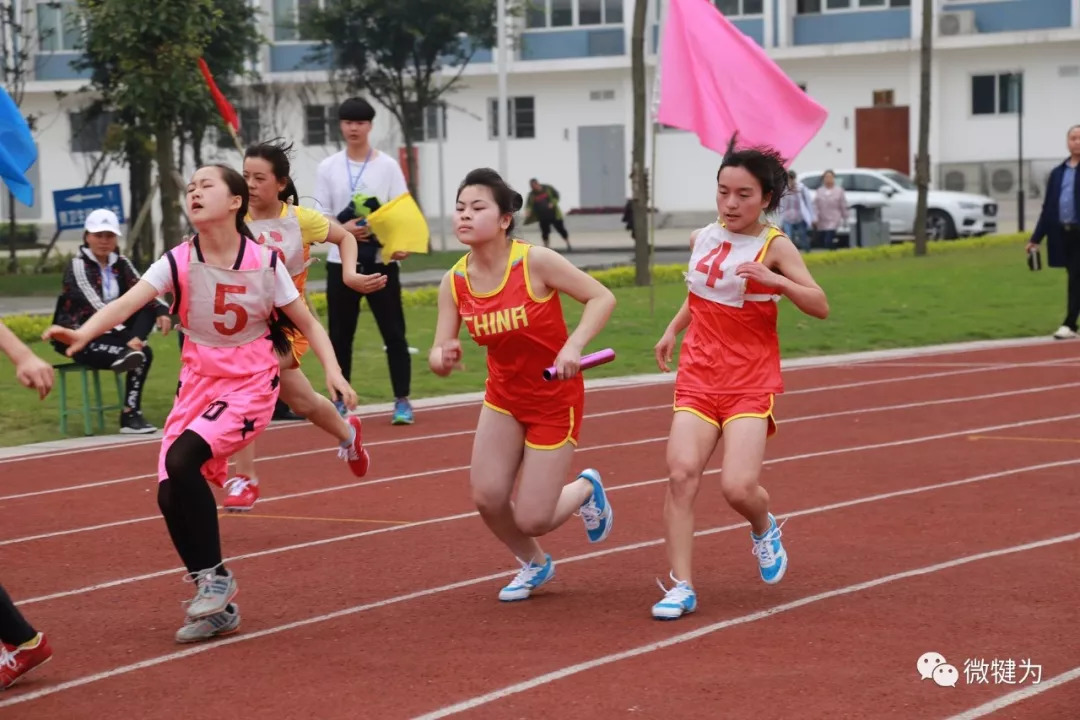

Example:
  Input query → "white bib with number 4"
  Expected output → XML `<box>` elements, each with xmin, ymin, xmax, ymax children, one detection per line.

<box><xmin>685</xmin><ymin>223</ymin><xmax>780</xmax><ymax>308</ymax></box>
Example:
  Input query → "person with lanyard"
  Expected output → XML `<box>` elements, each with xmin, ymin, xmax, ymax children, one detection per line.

<box><xmin>314</xmin><ymin>97</ymin><xmax>415</xmax><ymax>425</ymax></box>
<box><xmin>49</xmin><ymin>208</ymin><xmax>171</xmax><ymax>434</ymax></box>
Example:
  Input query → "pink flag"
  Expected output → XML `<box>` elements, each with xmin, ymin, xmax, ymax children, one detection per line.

<box><xmin>657</xmin><ymin>0</ymin><xmax>828</xmax><ymax>164</ymax></box>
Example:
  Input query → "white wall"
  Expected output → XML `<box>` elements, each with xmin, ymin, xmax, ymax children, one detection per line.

<box><xmin>937</xmin><ymin>44</ymin><xmax>1080</xmax><ymax>164</ymax></box>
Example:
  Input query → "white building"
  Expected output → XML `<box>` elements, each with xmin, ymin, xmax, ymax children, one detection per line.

<box><xmin>8</xmin><ymin>0</ymin><xmax>1080</xmax><ymax>243</ymax></box>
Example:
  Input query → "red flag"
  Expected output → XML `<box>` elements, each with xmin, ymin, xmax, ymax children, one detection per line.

<box><xmin>657</xmin><ymin>0</ymin><xmax>827</xmax><ymax>164</ymax></box>
<box><xmin>197</xmin><ymin>57</ymin><xmax>239</xmax><ymax>133</ymax></box>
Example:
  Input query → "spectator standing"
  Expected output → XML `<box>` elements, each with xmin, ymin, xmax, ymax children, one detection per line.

<box><xmin>813</xmin><ymin>170</ymin><xmax>848</xmax><ymax>249</ymax></box>
<box><xmin>778</xmin><ymin>170</ymin><xmax>815</xmax><ymax>251</ymax></box>
<box><xmin>1028</xmin><ymin>125</ymin><xmax>1080</xmax><ymax>339</ymax></box>
<box><xmin>314</xmin><ymin>97</ymin><xmax>415</xmax><ymax>425</ymax></box>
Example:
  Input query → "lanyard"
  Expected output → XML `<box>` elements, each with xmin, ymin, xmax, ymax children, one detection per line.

<box><xmin>346</xmin><ymin>148</ymin><xmax>373</xmax><ymax>194</ymax></box>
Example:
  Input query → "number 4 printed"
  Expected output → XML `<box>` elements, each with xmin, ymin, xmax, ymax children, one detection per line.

<box><xmin>695</xmin><ymin>241</ymin><xmax>733</xmax><ymax>288</ymax></box>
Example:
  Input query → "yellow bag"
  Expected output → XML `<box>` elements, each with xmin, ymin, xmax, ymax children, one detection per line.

<box><xmin>366</xmin><ymin>192</ymin><xmax>430</xmax><ymax>256</ymax></box>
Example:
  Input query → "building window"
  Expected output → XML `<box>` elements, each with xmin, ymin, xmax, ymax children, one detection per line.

<box><xmin>304</xmin><ymin>105</ymin><xmax>341</xmax><ymax>146</ymax></box>
<box><xmin>714</xmin><ymin>0</ymin><xmax>764</xmax><ymax>16</ymax></box>
<box><xmin>217</xmin><ymin>107</ymin><xmax>261</xmax><ymax>148</ymax></box>
<box><xmin>526</xmin><ymin>0</ymin><xmax>623</xmax><ymax>29</ymax></box>
<box><xmin>404</xmin><ymin>103</ymin><xmax>447</xmax><ymax>143</ymax></box>
<box><xmin>69</xmin><ymin>110</ymin><xmax>113</xmax><ymax>153</ymax></box>
<box><xmin>971</xmin><ymin>73</ymin><xmax>1021</xmax><ymax>116</ymax></box>
<box><xmin>273</xmin><ymin>0</ymin><xmax>322</xmax><ymax>42</ymax></box>
<box><xmin>37</xmin><ymin>1</ymin><xmax>81</xmax><ymax>52</ymax></box>
<box><xmin>488</xmin><ymin>97</ymin><xmax>535</xmax><ymax>139</ymax></box>
<box><xmin>873</xmin><ymin>89</ymin><xmax>894</xmax><ymax>106</ymax></box>
<box><xmin>796</xmin><ymin>0</ymin><xmax>909</xmax><ymax>13</ymax></box>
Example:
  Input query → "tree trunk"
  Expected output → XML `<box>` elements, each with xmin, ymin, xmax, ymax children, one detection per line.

<box><xmin>630</xmin><ymin>0</ymin><xmax>650</xmax><ymax>287</ymax></box>
<box><xmin>7</xmin><ymin>190</ymin><xmax>17</xmax><ymax>274</ymax></box>
<box><xmin>913</xmin><ymin>0</ymin><xmax>933</xmax><ymax>257</ymax></box>
<box><xmin>156</xmin><ymin>121</ymin><xmax>183</xmax><ymax>250</ymax></box>
<box><xmin>403</xmin><ymin>135</ymin><xmax>419</xmax><ymax>204</ymax></box>
<box><xmin>127</xmin><ymin>134</ymin><xmax>154</xmax><ymax>268</ymax></box>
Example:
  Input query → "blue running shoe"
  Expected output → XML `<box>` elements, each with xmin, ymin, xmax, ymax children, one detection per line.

<box><xmin>652</xmin><ymin>572</ymin><xmax>697</xmax><ymax>620</ymax></box>
<box><xmin>751</xmin><ymin>513</ymin><xmax>788</xmax><ymax>584</ymax></box>
<box><xmin>391</xmin><ymin>398</ymin><xmax>414</xmax><ymax>425</ymax></box>
<box><xmin>498</xmin><ymin>554</ymin><xmax>555</xmax><ymax>601</ymax></box>
<box><xmin>576</xmin><ymin>468</ymin><xmax>613</xmax><ymax>543</ymax></box>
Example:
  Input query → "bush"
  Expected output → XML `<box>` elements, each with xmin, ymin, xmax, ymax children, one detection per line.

<box><xmin>3</xmin><ymin>232</ymin><xmax>1030</xmax><ymax>340</ymax></box>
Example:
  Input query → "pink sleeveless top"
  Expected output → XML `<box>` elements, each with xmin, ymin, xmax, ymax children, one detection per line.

<box><xmin>166</xmin><ymin>236</ymin><xmax>280</xmax><ymax>378</ymax></box>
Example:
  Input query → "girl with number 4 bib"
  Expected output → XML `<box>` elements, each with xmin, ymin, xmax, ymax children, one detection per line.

<box><xmin>650</xmin><ymin>135</ymin><xmax>829</xmax><ymax>620</ymax></box>
<box><xmin>45</xmin><ymin>164</ymin><xmax>361</xmax><ymax>643</ymax></box>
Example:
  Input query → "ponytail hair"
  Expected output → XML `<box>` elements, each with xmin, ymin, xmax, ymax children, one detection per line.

<box><xmin>245</xmin><ymin>138</ymin><xmax>299</xmax><ymax>206</ymax></box>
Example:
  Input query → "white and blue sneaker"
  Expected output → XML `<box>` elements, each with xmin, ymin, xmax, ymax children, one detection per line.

<box><xmin>498</xmin><ymin>554</ymin><xmax>555</xmax><ymax>601</ymax></box>
<box><xmin>751</xmin><ymin>513</ymin><xmax>788</xmax><ymax>584</ymax></box>
<box><xmin>652</xmin><ymin>572</ymin><xmax>698</xmax><ymax>620</ymax></box>
<box><xmin>576</xmin><ymin>468</ymin><xmax>613</xmax><ymax>543</ymax></box>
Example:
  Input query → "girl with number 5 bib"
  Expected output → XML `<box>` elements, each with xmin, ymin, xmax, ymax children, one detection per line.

<box><xmin>650</xmin><ymin>136</ymin><xmax>829</xmax><ymax>620</ymax></box>
<box><xmin>45</xmin><ymin>164</ymin><xmax>359</xmax><ymax>643</ymax></box>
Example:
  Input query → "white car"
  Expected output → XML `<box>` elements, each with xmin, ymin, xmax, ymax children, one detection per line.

<box><xmin>797</xmin><ymin>168</ymin><xmax>998</xmax><ymax>240</ymax></box>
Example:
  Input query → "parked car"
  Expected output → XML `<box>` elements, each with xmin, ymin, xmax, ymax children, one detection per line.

<box><xmin>797</xmin><ymin>168</ymin><xmax>998</xmax><ymax>240</ymax></box>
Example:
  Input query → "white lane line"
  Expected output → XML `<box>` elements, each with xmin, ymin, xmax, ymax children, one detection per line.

<box><xmin>411</xmin><ymin>531</ymin><xmax>1080</xmax><ymax>719</ymax></box>
<box><xmin>943</xmin><ymin>666</ymin><xmax>1080</xmax><ymax>719</ymax></box>
<box><xmin>4</xmin><ymin>382</ymin><xmax>1078</xmax><ymax>547</ymax></box>
<box><xmin>0</xmin><ymin>340</ymin><xmax>1066</xmax><ymax>466</ymax></box>
<box><xmin>7</xmin><ymin>372</ymin><xmax>1079</xmax><ymax>504</ymax></box>
<box><xmin>5</xmin><ymin>513</ymin><xmax>1076</xmax><ymax>711</ymax></box>
<box><xmin>16</xmin><ymin>447</ymin><xmax>1080</xmax><ymax>617</ymax></box>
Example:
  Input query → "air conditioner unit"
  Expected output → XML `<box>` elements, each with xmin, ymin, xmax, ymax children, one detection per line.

<box><xmin>938</xmin><ymin>10</ymin><xmax>977</xmax><ymax>37</ymax></box>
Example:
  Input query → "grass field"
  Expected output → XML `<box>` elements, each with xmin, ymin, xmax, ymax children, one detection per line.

<box><xmin>0</xmin><ymin>239</ymin><xmax>1062</xmax><ymax>447</ymax></box>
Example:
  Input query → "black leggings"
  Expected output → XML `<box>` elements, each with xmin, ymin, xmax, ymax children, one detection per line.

<box><xmin>0</xmin><ymin>583</ymin><xmax>36</xmax><ymax>646</ymax></box>
<box><xmin>157</xmin><ymin>431</ymin><xmax>227</xmax><ymax>576</ymax></box>
<box><xmin>70</xmin><ymin>333</ymin><xmax>152</xmax><ymax>412</ymax></box>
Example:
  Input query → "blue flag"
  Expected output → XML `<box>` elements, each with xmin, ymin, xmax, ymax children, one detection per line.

<box><xmin>0</xmin><ymin>86</ymin><xmax>37</xmax><ymax>207</ymax></box>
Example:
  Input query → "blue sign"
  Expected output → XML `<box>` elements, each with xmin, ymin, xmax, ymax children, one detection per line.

<box><xmin>53</xmin><ymin>184</ymin><xmax>125</xmax><ymax>231</ymax></box>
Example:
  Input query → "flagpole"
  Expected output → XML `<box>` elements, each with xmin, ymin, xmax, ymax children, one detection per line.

<box><xmin>496</xmin><ymin>0</ymin><xmax>509</xmax><ymax>178</ymax></box>
<box><xmin>649</xmin><ymin>0</ymin><xmax>667</xmax><ymax>317</ymax></box>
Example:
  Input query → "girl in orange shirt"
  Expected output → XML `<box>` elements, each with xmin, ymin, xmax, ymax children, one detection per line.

<box><xmin>651</xmin><ymin>136</ymin><xmax>829</xmax><ymax>620</ymax></box>
<box><xmin>429</xmin><ymin>168</ymin><xmax>616</xmax><ymax>602</ymax></box>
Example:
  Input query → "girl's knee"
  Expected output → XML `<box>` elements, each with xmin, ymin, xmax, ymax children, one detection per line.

<box><xmin>721</xmin><ymin>477</ymin><xmax>759</xmax><ymax>507</ymax></box>
<box><xmin>667</xmin><ymin>464</ymin><xmax>701</xmax><ymax>501</ymax></box>
<box><xmin>164</xmin><ymin>431</ymin><xmax>210</xmax><ymax>481</ymax></box>
<box><xmin>513</xmin><ymin>509</ymin><xmax>552</xmax><ymax>538</ymax></box>
<box><xmin>471</xmin><ymin>485</ymin><xmax>509</xmax><ymax>516</ymax></box>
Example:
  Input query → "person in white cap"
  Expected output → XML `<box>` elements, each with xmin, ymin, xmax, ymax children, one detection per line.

<box><xmin>49</xmin><ymin>208</ymin><xmax>171</xmax><ymax>433</ymax></box>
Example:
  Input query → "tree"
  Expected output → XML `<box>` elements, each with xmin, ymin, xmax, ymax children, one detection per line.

<box><xmin>1</xmin><ymin>0</ymin><xmax>39</xmax><ymax>272</ymax></box>
<box><xmin>629</xmin><ymin>0</ymin><xmax>650</xmax><ymax>287</ymax></box>
<box><xmin>306</xmin><ymin>0</ymin><xmax>498</xmax><ymax>201</ymax></box>
<box><xmin>76</xmin><ymin>0</ymin><xmax>259</xmax><ymax>256</ymax></box>
<box><xmin>913</xmin><ymin>0</ymin><xmax>933</xmax><ymax>256</ymax></box>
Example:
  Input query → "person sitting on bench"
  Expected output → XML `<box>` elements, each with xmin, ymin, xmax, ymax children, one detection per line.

<box><xmin>50</xmin><ymin>209</ymin><xmax>171</xmax><ymax>434</ymax></box>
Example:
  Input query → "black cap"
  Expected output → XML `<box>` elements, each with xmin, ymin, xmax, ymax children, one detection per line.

<box><xmin>339</xmin><ymin>97</ymin><xmax>375</xmax><ymax>122</ymax></box>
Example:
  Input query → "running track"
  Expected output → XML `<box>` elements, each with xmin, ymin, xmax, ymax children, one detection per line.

<box><xmin>1</xmin><ymin>338</ymin><xmax>1078</xmax><ymax>718</ymax></box>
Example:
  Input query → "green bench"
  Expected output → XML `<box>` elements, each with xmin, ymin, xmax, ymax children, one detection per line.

<box><xmin>54</xmin><ymin>363</ymin><xmax>125</xmax><ymax>436</ymax></box>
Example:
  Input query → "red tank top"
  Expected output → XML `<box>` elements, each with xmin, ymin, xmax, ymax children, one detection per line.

<box><xmin>451</xmin><ymin>240</ymin><xmax>583</xmax><ymax>405</ymax></box>
<box><xmin>676</xmin><ymin>225</ymin><xmax>784</xmax><ymax>395</ymax></box>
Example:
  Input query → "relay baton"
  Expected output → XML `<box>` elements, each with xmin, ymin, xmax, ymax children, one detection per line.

<box><xmin>543</xmin><ymin>348</ymin><xmax>616</xmax><ymax>381</ymax></box>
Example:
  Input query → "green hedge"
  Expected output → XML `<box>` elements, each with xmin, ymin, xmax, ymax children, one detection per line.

<box><xmin>2</xmin><ymin>232</ymin><xmax>1029</xmax><ymax>343</ymax></box>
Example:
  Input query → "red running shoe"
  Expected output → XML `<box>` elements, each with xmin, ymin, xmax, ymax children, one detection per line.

<box><xmin>223</xmin><ymin>475</ymin><xmax>260</xmax><ymax>512</ymax></box>
<box><xmin>338</xmin><ymin>416</ymin><xmax>370</xmax><ymax>477</ymax></box>
<box><xmin>0</xmin><ymin>633</ymin><xmax>53</xmax><ymax>689</ymax></box>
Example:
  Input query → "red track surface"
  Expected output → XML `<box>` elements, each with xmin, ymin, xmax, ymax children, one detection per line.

<box><xmin>2</xmin><ymin>340</ymin><xmax>1079</xmax><ymax>718</ymax></box>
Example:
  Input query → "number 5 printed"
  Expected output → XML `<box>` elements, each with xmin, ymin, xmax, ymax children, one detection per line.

<box><xmin>214</xmin><ymin>283</ymin><xmax>248</xmax><ymax>336</ymax></box>
<box><xmin>694</xmin><ymin>241</ymin><xmax>733</xmax><ymax>288</ymax></box>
